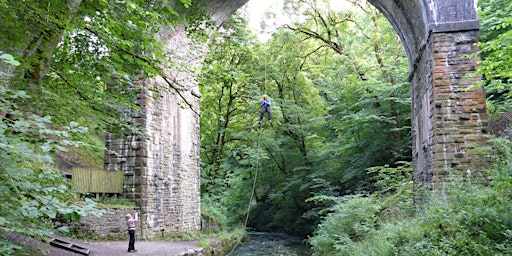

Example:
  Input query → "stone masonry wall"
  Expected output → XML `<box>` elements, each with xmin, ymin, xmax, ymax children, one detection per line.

<box><xmin>102</xmin><ymin>1</ymin><xmax>246</xmax><ymax>239</ymax></box>
<box><xmin>104</xmin><ymin>77</ymin><xmax>202</xmax><ymax>240</ymax></box>
<box><xmin>79</xmin><ymin>208</ymin><xmax>138</xmax><ymax>240</ymax></box>
<box><xmin>137</xmin><ymin>76</ymin><xmax>202</xmax><ymax>239</ymax></box>
<box><xmin>430</xmin><ymin>30</ymin><xmax>488</xmax><ymax>188</ymax></box>
<box><xmin>411</xmin><ymin>28</ymin><xmax>488</xmax><ymax>192</ymax></box>
<box><xmin>410</xmin><ymin>36</ymin><xmax>435</xmax><ymax>192</ymax></box>
<box><xmin>104</xmin><ymin>23</ymin><xmax>203</xmax><ymax>239</ymax></box>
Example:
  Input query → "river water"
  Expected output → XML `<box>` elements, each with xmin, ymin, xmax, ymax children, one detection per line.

<box><xmin>228</xmin><ymin>232</ymin><xmax>312</xmax><ymax>256</ymax></box>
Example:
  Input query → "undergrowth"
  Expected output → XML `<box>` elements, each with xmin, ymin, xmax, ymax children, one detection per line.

<box><xmin>197</xmin><ymin>227</ymin><xmax>246</xmax><ymax>256</ymax></box>
<box><xmin>93</xmin><ymin>196</ymin><xmax>138</xmax><ymax>209</ymax></box>
<box><xmin>309</xmin><ymin>136</ymin><xmax>512</xmax><ymax>255</ymax></box>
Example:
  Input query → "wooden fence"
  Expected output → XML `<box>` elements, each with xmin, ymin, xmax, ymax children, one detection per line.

<box><xmin>71</xmin><ymin>168</ymin><xmax>123</xmax><ymax>193</ymax></box>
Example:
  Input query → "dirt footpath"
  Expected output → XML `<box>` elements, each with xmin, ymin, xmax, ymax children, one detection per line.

<box><xmin>3</xmin><ymin>232</ymin><xmax>203</xmax><ymax>256</ymax></box>
<box><xmin>48</xmin><ymin>235</ymin><xmax>203</xmax><ymax>256</ymax></box>
<box><xmin>83</xmin><ymin>240</ymin><xmax>203</xmax><ymax>256</ymax></box>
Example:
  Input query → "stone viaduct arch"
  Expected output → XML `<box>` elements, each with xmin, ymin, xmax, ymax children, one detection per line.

<box><xmin>104</xmin><ymin>0</ymin><xmax>488</xmax><ymax>238</ymax></box>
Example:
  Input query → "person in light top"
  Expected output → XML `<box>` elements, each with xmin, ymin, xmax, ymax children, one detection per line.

<box><xmin>125</xmin><ymin>212</ymin><xmax>138</xmax><ymax>253</ymax></box>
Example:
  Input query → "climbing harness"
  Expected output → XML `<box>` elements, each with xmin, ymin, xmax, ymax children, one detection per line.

<box><xmin>257</xmin><ymin>49</ymin><xmax>274</xmax><ymax>127</ymax></box>
<box><xmin>226</xmin><ymin>128</ymin><xmax>262</xmax><ymax>255</ymax></box>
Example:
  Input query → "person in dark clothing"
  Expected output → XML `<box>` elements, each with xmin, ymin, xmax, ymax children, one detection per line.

<box><xmin>125</xmin><ymin>212</ymin><xmax>138</xmax><ymax>253</ymax></box>
<box><xmin>259</xmin><ymin>95</ymin><xmax>272</xmax><ymax>124</ymax></box>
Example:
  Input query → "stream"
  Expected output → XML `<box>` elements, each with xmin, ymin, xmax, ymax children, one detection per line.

<box><xmin>228</xmin><ymin>231</ymin><xmax>312</xmax><ymax>256</ymax></box>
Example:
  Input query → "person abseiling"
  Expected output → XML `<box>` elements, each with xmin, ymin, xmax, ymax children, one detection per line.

<box><xmin>259</xmin><ymin>95</ymin><xmax>272</xmax><ymax>124</ymax></box>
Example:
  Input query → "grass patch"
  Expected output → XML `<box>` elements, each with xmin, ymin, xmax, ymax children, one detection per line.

<box><xmin>92</xmin><ymin>196</ymin><xmax>137</xmax><ymax>209</ymax></box>
<box><xmin>147</xmin><ymin>227</ymin><xmax>246</xmax><ymax>256</ymax></box>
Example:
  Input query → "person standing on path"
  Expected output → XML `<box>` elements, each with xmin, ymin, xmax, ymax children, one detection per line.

<box><xmin>259</xmin><ymin>95</ymin><xmax>272</xmax><ymax>124</ymax></box>
<box><xmin>125</xmin><ymin>212</ymin><xmax>138</xmax><ymax>253</ymax></box>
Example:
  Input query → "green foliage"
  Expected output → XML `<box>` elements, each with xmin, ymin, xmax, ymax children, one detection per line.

<box><xmin>366</xmin><ymin>162</ymin><xmax>412</xmax><ymax>197</ymax></box>
<box><xmin>0</xmin><ymin>53</ymin><xmax>20</xmax><ymax>66</ymax></box>
<box><xmin>201</xmin><ymin>195</ymin><xmax>229</xmax><ymax>231</ymax></box>
<box><xmin>93</xmin><ymin>196</ymin><xmax>138</xmax><ymax>209</ymax></box>
<box><xmin>0</xmin><ymin>1</ymin><xmax>197</xmax><ymax>250</ymax></box>
<box><xmin>309</xmin><ymin>136</ymin><xmax>512</xmax><ymax>255</ymax></box>
<box><xmin>199</xmin><ymin>0</ymin><xmax>410</xmax><ymax>237</ymax></box>
<box><xmin>0</xmin><ymin>56</ymin><xmax>103</xmax><ymax>254</ymax></box>
<box><xmin>476</xmin><ymin>0</ymin><xmax>512</xmax><ymax>114</ymax></box>
<box><xmin>308</xmin><ymin>195</ymin><xmax>381</xmax><ymax>255</ymax></box>
<box><xmin>39</xmin><ymin>0</ymin><xmax>181</xmax><ymax>131</ymax></box>
<box><xmin>180</xmin><ymin>0</ymin><xmax>193</xmax><ymax>8</ymax></box>
<box><xmin>0</xmin><ymin>242</ymin><xmax>22</xmax><ymax>256</ymax></box>
<box><xmin>0</xmin><ymin>0</ymin><xmax>198</xmax><ymax>152</ymax></box>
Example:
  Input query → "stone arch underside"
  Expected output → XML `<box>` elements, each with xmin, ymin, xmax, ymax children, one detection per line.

<box><xmin>104</xmin><ymin>0</ymin><xmax>488</xmax><ymax>238</ymax></box>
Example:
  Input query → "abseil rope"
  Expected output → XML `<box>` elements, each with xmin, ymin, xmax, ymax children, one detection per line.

<box><xmin>227</xmin><ymin>47</ymin><xmax>268</xmax><ymax>255</ymax></box>
<box><xmin>264</xmin><ymin>49</ymin><xmax>267</xmax><ymax>94</ymax></box>
<box><xmin>226</xmin><ymin>129</ymin><xmax>262</xmax><ymax>255</ymax></box>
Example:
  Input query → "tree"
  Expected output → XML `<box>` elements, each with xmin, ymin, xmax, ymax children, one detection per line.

<box><xmin>0</xmin><ymin>0</ymin><xmax>193</xmax><ymax>253</ymax></box>
<box><xmin>200</xmin><ymin>12</ymin><xmax>262</xmax><ymax>195</ymax></box>
<box><xmin>198</xmin><ymin>0</ymin><xmax>410</xmax><ymax>236</ymax></box>
<box><xmin>280</xmin><ymin>0</ymin><xmax>410</xmax><ymax>192</ymax></box>
<box><xmin>0</xmin><ymin>54</ymin><xmax>102</xmax><ymax>254</ymax></box>
<box><xmin>0</xmin><ymin>0</ymin><xmax>196</xmax><ymax>129</ymax></box>
<box><xmin>476</xmin><ymin>0</ymin><xmax>512</xmax><ymax>115</ymax></box>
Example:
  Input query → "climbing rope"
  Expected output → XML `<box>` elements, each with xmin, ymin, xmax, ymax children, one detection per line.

<box><xmin>226</xmin><ymin>128</ymin><xmax>262</xmax><ymax>255</ymax></box>
<box><xmin>264</xmin><ymin>48</ymin><xmax>267</xmax><ymax>94</ymax></box>
<box><xmin>226</xmin><ymin>46</ymin><xmax>269</xmax><ymax>255</ymax></box>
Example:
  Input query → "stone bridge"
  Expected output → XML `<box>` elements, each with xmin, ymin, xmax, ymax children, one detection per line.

<box><xmin>104</xmin><ymin>0</ymin><xmax>488</xmax><ymax>239</ymax></box>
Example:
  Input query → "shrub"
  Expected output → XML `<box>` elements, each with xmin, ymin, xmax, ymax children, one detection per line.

<box><xmin>0</xmin><ymin>53</ymin><xmax>103</xmax><ymax>255</ymax></box>
<box><xmin>309</xmin><ymin>136</ymin><xmax>512</xmax><ymax>255</ymax></box>
<box><xmin>308</xmin><ymin>195</ymin><xmax>380</xmax><ymax>256</ymax></box>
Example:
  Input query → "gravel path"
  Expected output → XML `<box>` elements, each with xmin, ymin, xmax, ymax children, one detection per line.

<box><xmin>81</xmin><ymin>239</ymin><xmax>203</xmax><ymax>256</ymax></box>
<box><xmin>4</xmin><ymin>232</ymin><xmax>203</xmax><ymax>256</ymax></box>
